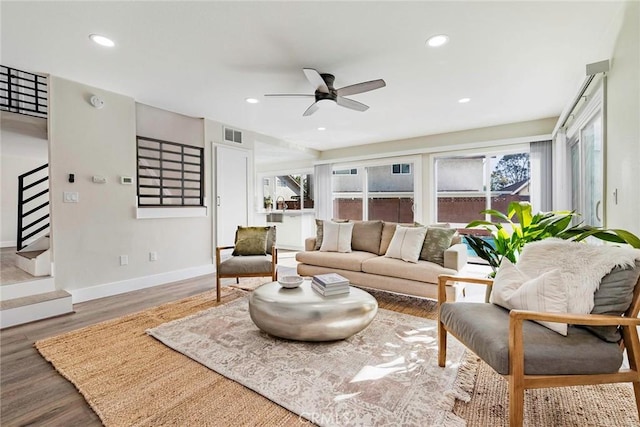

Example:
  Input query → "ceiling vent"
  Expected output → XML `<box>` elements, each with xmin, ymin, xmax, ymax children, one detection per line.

<box><xmin>224</xmin><ymin>127</ymin><xmax>243</xmax><ymax>144</ymax></box>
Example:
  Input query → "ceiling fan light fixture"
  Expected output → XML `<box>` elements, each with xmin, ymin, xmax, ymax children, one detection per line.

<box><xmin>426</xmin><ymin>34</ymin><xmax>449</xmax><ymax>47</ymax></box>
<box><xmin>245</xmin><ymin>98</ymin><xmax>259</xmax><ymax>104</ymax></box>
<box><xmin>89</xmin><ymin>34</ymin><xmax>115</xmax><ymax>47</ymax></box>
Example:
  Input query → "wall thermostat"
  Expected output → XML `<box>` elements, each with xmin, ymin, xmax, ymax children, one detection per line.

<box><xmin>121</xmin><ymin>176</ymin><xmax>133</xmax><ymax>185</ymax></box>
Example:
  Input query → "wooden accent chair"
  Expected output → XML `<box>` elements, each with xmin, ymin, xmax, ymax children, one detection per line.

<box><xmin>437</xmin><ymin>265</ymin><xmax>640</xmax><ymax>426</ymax></box>
<box><xmin>215</xmin><ymin>226</ymin><xmax>277</xmax><ymax>302</ymax></box>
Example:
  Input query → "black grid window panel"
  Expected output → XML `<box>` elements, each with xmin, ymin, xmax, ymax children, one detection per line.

<box><xmin>137</xmin><ymin>136</ymin><xmax>204</xmax><ymax>207</ymax></box>
<box><xmin>0</xmin><ymin>65</ymin><xmax>48</xmax><ymax>119</ymax></box>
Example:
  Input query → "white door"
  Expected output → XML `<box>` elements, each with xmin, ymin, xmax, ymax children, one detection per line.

<box><xmin>216</xmin><ymin>145</ymin><xmax>249</xmax><ymax>246</ymax></box>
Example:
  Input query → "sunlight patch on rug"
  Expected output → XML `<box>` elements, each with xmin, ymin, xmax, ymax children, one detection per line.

<box><xmin>147</xmin><ymin>297</ymin><xmax>472</xmax><ymax>426</ymax></box>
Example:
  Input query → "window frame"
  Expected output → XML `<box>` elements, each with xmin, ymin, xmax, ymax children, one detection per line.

<box><xmin>136</xmin><ymin>135</ymin><xmax>205</xmax><ymax>207</ymax></box>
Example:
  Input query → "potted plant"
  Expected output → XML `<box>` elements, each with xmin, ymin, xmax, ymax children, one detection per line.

<box><xmin>465</xmin><ymin>201</ymin><xmax>640</xmax><ymax>277</ymax></box>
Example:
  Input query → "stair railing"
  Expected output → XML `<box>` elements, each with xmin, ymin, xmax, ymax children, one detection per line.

<box><xmin>0</xmin><ymin>65</ymin><xmax>48</xmax><ymax>119</ymax></box>
<box><xmin>17</xmin><ymin>164</ymin><xmax>49</xmax><ymax>251</ymax></box>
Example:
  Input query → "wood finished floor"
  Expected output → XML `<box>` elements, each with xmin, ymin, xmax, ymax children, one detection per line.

<box><xmin>0</xmin><ymin>274</ymin><xmax>218</xmax><ymax>426</ymax></box>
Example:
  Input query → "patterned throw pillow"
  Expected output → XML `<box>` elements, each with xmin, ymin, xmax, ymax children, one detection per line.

<box><xmin>419</xmin><ymin>227</ymin><xmax>457</xmax><ymax>266</ymax></box>
<box><xmin>232</xmin><ymin>226</ymin><xmax>269</xmax><ymax>256</ymax></box>
<box><xmin>385</xmin><ymin>225</ymin><xmax>427</xmax><ymax>263</ymax></box>
<box><xmin>319</xmin><ymin>221</ymin><xmax>354</xmax><ymax>253</ymax></box>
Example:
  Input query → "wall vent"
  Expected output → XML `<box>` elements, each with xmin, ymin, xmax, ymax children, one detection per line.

<box><xmin>224</xmin><ymin>127</ymin><xmax>243</xmax><ymax>144</ymax></box>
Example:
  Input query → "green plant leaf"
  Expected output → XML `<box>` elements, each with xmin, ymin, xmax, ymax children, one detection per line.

<box><xmin>480</xmin><ymin>209</ymin><xmax>512</xmax><ymax>223</ymax></box>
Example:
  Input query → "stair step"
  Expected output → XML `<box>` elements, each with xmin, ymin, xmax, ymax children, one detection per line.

<box><xmin>17</xmin><ymin>250</ymin><xmax>46</xmax><ymax>260</ymax></box>
<box><xmin>0</xmin><ymin>290</ymin><xmax>73</xmax><ymax>329</ymax></box>
<box><xmin>0</xmin><ymin>289</ymin><xmax>70</xmax><ymax>311</ymax></box>
<box><xmin>0</xmin><ymin>277</ymin><xmax>55</xmax><ymax>301</ymax></box>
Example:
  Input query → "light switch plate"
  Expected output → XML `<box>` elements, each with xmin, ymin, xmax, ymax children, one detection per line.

<box><xmin>63</xmin><ymin>191</ymin><xmax>79</xmax><ymax>203</ymax></box>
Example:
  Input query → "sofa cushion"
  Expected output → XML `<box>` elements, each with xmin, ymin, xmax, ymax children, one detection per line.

<box><xmin>219</xmin><ymin>254</ymin><xmax>273</xmax><ymax>275</ymax></box>
<box><xmin>419</xmin><ymin>227</ymin><xmax>457</xmax><ymax>266</ymax></box>
<box><xmin>314</xmin><ymin>219</ymin><xmax>349</xmax><ymax>250</ymax></box>
<box><xmin>351</xmin><ymin>220</ymin><xmax>383</xmax><ymax>254</ymax></box>
<box><xmin>320</xmin><ymin>221</ymin><xmax>354</xmax><ymax>253</ymax></box>
<box><xmin>295</xmin><ymin>250</ymin><xmax>378</xmax><ymax>272</ymax></box>
<box><xmin>362</xmin><ymin>256</ymin><xmax>456</xmax><ymax>284</ymax></box>
<box><xmin>440</xmin><ymin>302</ymin><xmax>624</xmax><ymax>376</ymax></box>
<box><xmin>582</xmin><ymin>260</ymin><xmax>640</xmax><ymax>342</ymax></box>
<box><xmin>232</xmin><ymin>226</ymin><xmax>269</xmax><ymax>256</ymax></box>
<box><xmin>385</xmin><ymin>225</ymin><xmax>427</xmax><ymax>263</ymax></box>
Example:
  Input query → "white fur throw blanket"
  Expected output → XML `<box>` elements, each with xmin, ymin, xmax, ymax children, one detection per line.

<box><xmin>517</xmin><ymin>238</ymin><xmax>640</xmax><ymax>314</ymax></box>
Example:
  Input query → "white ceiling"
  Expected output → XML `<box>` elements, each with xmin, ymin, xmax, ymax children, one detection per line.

<box><xmin>1</xmin><ymin>1</ymin><xmax>626</xmax><ymax>157</ymax></box>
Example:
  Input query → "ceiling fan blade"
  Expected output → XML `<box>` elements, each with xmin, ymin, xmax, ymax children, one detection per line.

<box><xmin>336</xmin><ymin>97</ymin><xmax>369</xmax><ymax>112</ymax></box>
<box><xmin>337</xmin><ymin>79</ymin><xmax>386</xmax><ymax>97</ymax></box>
<box><xmin>264</xmin><ymin>94</ymin><xmax>314</xmax><ymax>98</ymax></box>
<box><xmin>303</xmin><ymin>68</ymin><xmax>330</xmax><ymax>94</ymax></box>
<box><xmin>303</xmin><ymin>101</ymin><xmax>320</xmax><ymax>116</ymax></box>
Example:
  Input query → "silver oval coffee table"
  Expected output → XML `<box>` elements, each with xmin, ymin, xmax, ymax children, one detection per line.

<box><xmin>248</xmin><ymin>280</ymin><xmax>378</xmax><ymax>341</ymax></box>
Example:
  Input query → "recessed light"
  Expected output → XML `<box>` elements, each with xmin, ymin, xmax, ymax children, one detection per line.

<box><xmin>89</xmin><ymin>34</ymin><xmax>115</xmax><ymax>47</ymax></box>
<box><xmin>317</xmin><ymin>127</ymin><xmax>326</xmax><ymax>131</ymax></box>
<box><xmin>458</xmin><ymin>98</ymin><xmax>471</xmax><ymax>104</ymax></box>
<box><xmin>245</xmin><ymin>98</ymin><xmax>259</xmax><ymax>104</ymax></box>
<box><xmin>426</xmin><ymin>34</ymin><xmax>449</xmax><ymax>48</ymax></box>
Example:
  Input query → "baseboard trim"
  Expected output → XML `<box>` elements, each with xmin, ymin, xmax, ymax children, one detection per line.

<box><xmin>69</xmin><ymin>264</ymin><xmax>216</xmax><ymax>304</ymax></box>
<box><xmin>1</xmin><ymin>240</ymin><xmax>17</xmax><ymax>248</ymax></box>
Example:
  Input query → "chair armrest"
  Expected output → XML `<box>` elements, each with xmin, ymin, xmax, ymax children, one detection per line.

<box><xmin>304</xmin><ymin>237</ymin><xmax>317</xmax><ymax>251</ymax></box>
<box><xmin>438</xmin><ymin>274</ymin><xmax>494</xmax><ymax>305</ymax></box>
<box><xmin>215</xmin><ymin>245</ymin><xmax>235</xmax><ymax>268</ymax></box>
<box><xmin>444</xmin><ymin>244</ymin><xmax>468</xmax><ymax>271</ymax></box>
<box><xmin>509</xmin><ymin>310</ymin><xmax>640</xmax><ymax>327</ymax></box>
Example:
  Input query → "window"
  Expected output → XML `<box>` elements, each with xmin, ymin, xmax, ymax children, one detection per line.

<box><xmin>392</xmin><ymin>163</ymin><xmax>411</xmax><ymax>174</ymax></box>
<box><xmin>137</xmin><ymin>136</ymin><xmax>204</xmax><ymax>206</ymax></box>
<box><xmin>333</xmin><ymin>168</ymin><xmax>358</xmax><ymax>175</ymax></box>
<box><xmin>435</xmin><ymin>152</ymin><xmax>530</xmax><ymax>226</ymax></box>
<box><xmin>262</xmin><ymin>173</ymin><xmax>314</xmax><ymax>210</ymax></box>
<box><xmin>332</xmin><ymin>159</ymin><xmax>418</xmax><ymax>222</ymax></box>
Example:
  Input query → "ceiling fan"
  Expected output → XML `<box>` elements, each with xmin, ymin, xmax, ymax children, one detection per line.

<box><xmin>265</xmin><ymin>68</ymin><xmax>386</xmax><ymax>116</ymax></box>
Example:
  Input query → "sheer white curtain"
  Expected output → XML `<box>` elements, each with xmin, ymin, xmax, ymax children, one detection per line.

<box><xmin>530</xmin><ymin>140</ymin><xmax>553</xmax><ymax>212</ymax></box>
<box><xmin>313</xmin><ymin>163</ymin><xmax>333</xmax><ymax>220</ymax></box>
<box><xmin>552</xmin><ymin>129</ymin><xmax>572</xmax><ymax>211</ymax></box>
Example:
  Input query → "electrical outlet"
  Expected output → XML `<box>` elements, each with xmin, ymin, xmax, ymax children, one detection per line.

<box><xmin>149</xmin><ymin>251</ymin><xmax>158</xmax><ymax>261</ymax></box>
<box><xmin>119</xmin><ymin>255</ymin><xmax>128</xmax><ymax>266</ymax></box>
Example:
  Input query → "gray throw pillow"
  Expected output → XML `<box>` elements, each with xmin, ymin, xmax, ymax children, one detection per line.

<box><xmin>351</xmin><ymin>220</ymin><xmax>383</xmax><ymax>254</ymax></box>
<box><xmin>314</xmin><ymin>219</ymin><xmax>348</xmax><ymax>250</ymax></box>
<box><xmin>581</xmin><ymin>260</ymin><xmax>640</xmax><ymax>342</ymax></box>
<box><xmin>419</xmin><ymin>227</ymin><xmax>457</xmax><ymax>266</ymax></box>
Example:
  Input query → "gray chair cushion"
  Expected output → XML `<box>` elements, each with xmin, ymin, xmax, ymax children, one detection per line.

<box><xmin>218</xmin><ymin>255</ymin><xmax>273</xmax><ymax>275</ymax></box>
<box><xmin>440</xmin><ymin>302</ymin><xmax>624</xmax><ymax>376</ymax></box>
<box><xmin>582</xmin><ymin>260</ymin><xmax>640</xmax><ymax>342</ymax></box>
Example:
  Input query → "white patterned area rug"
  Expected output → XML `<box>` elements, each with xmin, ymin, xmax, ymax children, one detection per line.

<box><xmin>147</xmin><ymin>297</ymin><xmax>474</xmax><ymax>426</ymax></box>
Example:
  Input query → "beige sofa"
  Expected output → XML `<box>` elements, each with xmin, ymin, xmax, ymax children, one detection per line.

<box><xmin>296</xmin><ymin>220</ymin><xmax>468</xmax><ymax>301</ymax></box>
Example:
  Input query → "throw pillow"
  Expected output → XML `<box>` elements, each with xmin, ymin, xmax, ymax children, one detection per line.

<box><xmin>385</xmin><ymin>225</ymin><xmax>428</xmax><ymax>263</ymax></box>
<box><xmin>319</xmin><ymin>221</ymin><xmax>354</xmax><ymax>253</ymax></box>
<box><xmin>419</xmin><ymin>227</ymin><xmax>457</xmax><ymax>266</ymax></box>
<box><xmin>265</xmin><ymin>226</ymin><xmax>276</xmax><ymax>255</ymax></box>
<box><xmin>314</xmin><ymin>218</ymin><xmax>349</xmax><ymax>250</ymax></box>
<box><xmin>351</xmin><ymin>220</ymin><xmax>384</xmax><ymax>253</ymax></box>
<box><xmin>232</xmin><ymin>226</ymin><xmax>269</xmax><ymax>256</ymax></box>
<box><xmin>378</xmin><ymin>222</ymin><xmax>420</xmax><ymax>255</ymax></box>
<box><xmin>491</xmin><ymin>258</ymin><xmax>568</xmax><ymax>335</ymax></box>
<box><xmin>581</xmin><ymin>260</ymin><xmax>640</xmax><ymax>342</ymax></box>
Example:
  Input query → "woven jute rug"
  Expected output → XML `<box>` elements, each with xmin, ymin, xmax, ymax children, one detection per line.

<box><xmin>35</xmin><ymin>286</ymin><xmax>640</xmax><ymax>426</ymax></box>
<box><xmin>147</xmin><ymin>296</ymin><xmax>470</xmax><ymax>426</ymax></box>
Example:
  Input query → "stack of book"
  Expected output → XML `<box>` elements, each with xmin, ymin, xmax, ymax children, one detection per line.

<box><xmin>311</xmin><ymin>273</ymin><xmax>350</xmax><ymax>296</ymax></box>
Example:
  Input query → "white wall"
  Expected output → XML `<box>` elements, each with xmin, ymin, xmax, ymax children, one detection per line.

<box><xmin>606</xmin><ymin>1</ymin><xmax>640</xmax><ymax>236</ymax></box>
<box><xmin>0</xmin><ymin>118</ymin><xmax>48</xmax><ymax>247</ymax></box>
<box><xmin>49</xmin><ymin>77</ymin><xmax>213</xmax><ymax>294</ymax></box>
